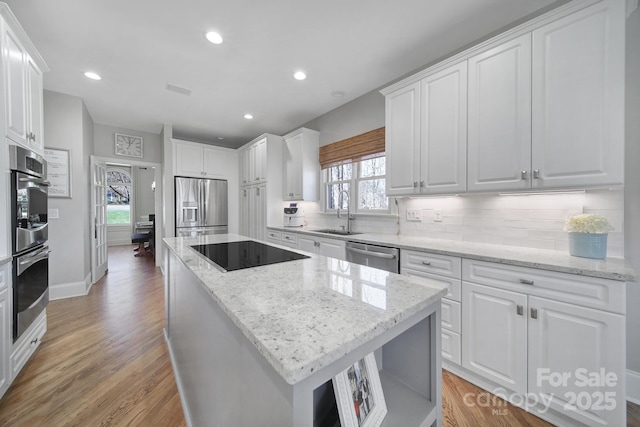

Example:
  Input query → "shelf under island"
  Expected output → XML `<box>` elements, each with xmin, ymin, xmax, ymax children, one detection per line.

<box><xmin>163</xmin><ymin>234</ymin><xmax>448</xmax><ymax>427</ymax></box>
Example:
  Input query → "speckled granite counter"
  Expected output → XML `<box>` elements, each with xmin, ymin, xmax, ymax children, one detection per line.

<box><xmin>164</xmin><ymin>233</ymin><xmax>447</xmax><ymax>385</ymax></box>
<box><xmin>268</xmin><ymin>226</ymin><xmax>637</xmax><ymax>282</ymax></box>
<box><xmin>0</xmin><ymin>256</ymin><xmax>11</xmax><ymax>266</ymax></box>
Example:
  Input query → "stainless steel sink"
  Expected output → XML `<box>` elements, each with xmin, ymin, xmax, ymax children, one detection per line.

<box><xmin>313</xmin><ymin>229</ymin><xmax>362</xmax><ymax>236</ymax></box>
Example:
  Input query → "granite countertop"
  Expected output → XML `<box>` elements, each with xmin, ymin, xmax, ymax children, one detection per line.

<box><xmin>269</xmin><ymin>226</ymin><xmax>637</xmax><ymax>282</ymax></box>
<box><xmin>0</xmin><ymin>256</ymin><xmax>11</xmax><ymax>266</ymax></box>
<box><xmin>164</xmin><ymin>234</ymin><xmax>448</xmax><ymax>385</ymax></box>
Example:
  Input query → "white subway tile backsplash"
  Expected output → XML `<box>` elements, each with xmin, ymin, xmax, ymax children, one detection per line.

<box><xmin>301</xmin><ymin>189</ymin><xmax>623</xmax><ymax>257</ymax></box>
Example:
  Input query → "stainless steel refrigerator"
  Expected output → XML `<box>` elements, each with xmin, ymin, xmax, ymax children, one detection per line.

<box><xmin>175</xmin><ymin>177</ymin><xmax>228</xmax><ymax>237</ymax></box>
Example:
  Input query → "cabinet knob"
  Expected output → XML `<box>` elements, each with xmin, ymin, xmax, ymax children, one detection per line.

<box><xmin>413</xmin><ymin>181</ymin><xmax>418</xmax><ymax>188</ymax></box>
<box><xmin>521</xmin><ymin>170</ymin><xmax>527</xmax><ymax>180</ymax></box>
<box><xmin>516</xmin><ymin>305</ymin><xmax>524</xmax><ymax>316</ymax></box>
<box><xmin>420</xmin><ymin>180</ymin><xmax>425</xmax><ymax>188</ymax></box>
<box><xmin>533</xmin><ymin>170</ymin><xmax>540</xmax><ymax>179</ymax></box>
<box><xmin>531</xmin><ymin>308</ymin><xmax>538</xmax><ymax>319</ymax></box>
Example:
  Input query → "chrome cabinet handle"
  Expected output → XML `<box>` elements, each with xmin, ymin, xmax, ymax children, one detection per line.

<box><xmin>413</xmin><ymin>181</ymin><xmax>418</xmax><ymax>188</ymax></box>
<box><xmin>420</xmin><ymin>180</ymin><xmax>425</xmax><ymax>188</ymax></box>
<box><xmin>531</xmin><ymin>308</ymin><xmax>538</xmax><ymax>319</ymax></box>
<box><xmin>533</xmin><ymin>170</ymin><xmax>540</xmax><ymax>179</ymax></box>
<box><xmin>421</xmin><ymin>261</ymin><xmax>431</xmax><ymax>266</ymax></box>
<box><xmin>517</xmin><ymin>305</ymin><xmax>524</xmax><ymax>316</ymax></box>
<box><xmin>521</xmin><ymin>170</ymin><xmax>527</xmax><ymax>180</ymax></box>
<box><xmin>519</xmin><ymin>278</ymin><xmax>534</xmax><ymax>285</ymax></box>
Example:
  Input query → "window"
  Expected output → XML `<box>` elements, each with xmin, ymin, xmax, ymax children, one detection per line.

<box><xmin>106</xmin><ymin>168</ymin><xmax>132</xmax><ymax>225</ymax></box>
<box><xmin>324</xmin><ymin>156</ymin><xmax>389</xmax><ymax>213</ymax></box>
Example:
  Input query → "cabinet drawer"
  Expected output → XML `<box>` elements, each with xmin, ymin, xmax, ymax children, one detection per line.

<box><xmin>266</xmin><ymin>230</ymin><xmax>281</xmax><ymax>242</ymax></box>
<box><xmin>441</xmin><ymin>298</ymin><xmax>461</xmax><ymax>334</ymax></box>
<box><xmin>11</xmin><ymin>311</ymin><xmax>46</xmax><ymax>380</ymax></box>
<box><xmin>280</xmin><ymin>232</ymin><xmax>298</xmax><ymax>247</ymax></box>
<box><xmin>463</xmin><ymin>259</ymin><xmax>625</xmax><ymax>314</ymax></box>
<box><xmin>442</xmin><ymin>329</ymin><xmax>461</xmax><ymax>365</ymax></box>
<box><xmin>401</xmin><ymin>250</ymin><xmax>461</xmax><ymax>279</ymax></box>
<box><xmin>401</xmin><ymin>267</ymin><xmax>461</xmax><ymax>301</ymax></box>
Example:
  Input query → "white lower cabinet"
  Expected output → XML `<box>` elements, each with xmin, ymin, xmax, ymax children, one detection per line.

<box><xmin>297</xmin><ymin>235</ymin><xmax>345</xmax><ymax>260</ymax></box>
<box><xmin>10</xmin><ymin>309</ymin><xmax>46</xmax><ymax>381</ymax></box>
<box><xmin>240</xmin><ymin>184</ymin><xmax>266</xmax><ymax>241</ymax></box>
<box><xmin>0</xmin><ymin>263</ymin><xmax>9</xmax><ymax>399</ymax></box>
<box><xmin>461</xmin><ymin>259</ymin><xmax>625</xmax><ymax>427</ymax></box>
<box><xmin>400</xmin><ymin>250</ymin><xmax>462</xmax><ymax>365</ymax></box>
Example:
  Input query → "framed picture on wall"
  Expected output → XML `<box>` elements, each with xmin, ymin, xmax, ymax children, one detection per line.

<box><xmin>115</xmin><ymin>133</ymin><xmax>143</xmax><ymax>158</ymax></box>
<box><xmin>44</xmin><ymin>147</ymin><xmax>72</xmax><ymax>198</ymax></box>
<box><xmin>333</xmin><ymin>353</ymin><xmax>387</xmax><ymax>427</ymax></box>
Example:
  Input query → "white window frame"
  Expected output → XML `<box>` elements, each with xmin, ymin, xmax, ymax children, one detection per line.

<box><xmin>106</xmin><ymin>167</ymin><xmax>134</xmax><ymax>227</ymax></box>
<box><xmin>322</xmin><ymin>156</ymin><xmax>392</xmax><ymax>215</ymax></box>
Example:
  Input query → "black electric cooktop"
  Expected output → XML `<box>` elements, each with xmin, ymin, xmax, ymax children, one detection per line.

<box><xmin>191</xmin><ymin>240</ymin><xmax>310</xmax><ymax>272</ymax></box>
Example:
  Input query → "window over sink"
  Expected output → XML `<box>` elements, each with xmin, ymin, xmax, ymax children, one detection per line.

<box><xmin>324</xmin><ymin>156</ymin><xmax>389</xmax><ymax>214</ymax></box>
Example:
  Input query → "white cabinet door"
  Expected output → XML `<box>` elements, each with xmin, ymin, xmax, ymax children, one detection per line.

<box><xmin>0</xmin><ymin>264</ymin><xmax>8</xmax><ymax>400</ymax></box>
<box><xmin>531</xmin><ymin>0</ymin><xmax>624</xmax><ymax>189</ymax></box>
<box><xmin>467</xmin><ymin>34</ymin><xmax>531</xmax><ymax>192</ymax></box>
<box><xmin>385</xmin><ymin>82</ymin><xmax>420</xmax><ymax>196</ymax></box>
<box><xmin>528</xmin><ymin>296</ymin><xmax>625</xmax><ymax>427</ymax></box>
<box><xmin>26</xmin><ymin>56</ymin><xmax>43</xmax><ymax>153</ymax></box>
<box><xmin>419</xmin><ymin>62</ymin><xmax>467</xmax><ymax>194</ymax></box>
<box><xmin>297</xmin><ymin>235</ymin><xmax>317</xmax><ymax>254</ymax></box>
<box><xmin>254</xmin><ymin>184</ymin><xmax>266</xmax><ymax>241</ymax></box>
<box><xmin>318</xmin><ymin>238</ymin><xmax>345</xmax><ymax>260</ymax></box>
<box><xmin>3</xmin><ymin>26</ymin><xmax>27</xmax><ymax>147</ymax></box>
<box><xmin>283</xmin><ymin>134</ymin><xmax>302</xmax><ymax>200</ymax></box>
<box><xmin>175</xmin><ymin>143</ymin><xmax>204</xmax><ymax>177</ymax></box>
<box><xmin>254</xmin><ymin>139</ymin><xmax>267</xmax><ymax>182</ymax></box>
<box><xmin>239</xmin><ymin>187</ymin><xmax>249</xmax><ymax>236</ymax></box>
<box><xmin>462</xmin><ymin>282</ymin><xmax>527</xmax><ymax>395</ymax></box>
<box><xmin>203</xmin><ymin>147</ymin><xmax>227</xmax><ymax>178</ymax></box>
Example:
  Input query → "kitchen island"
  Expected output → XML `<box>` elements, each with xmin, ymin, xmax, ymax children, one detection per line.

<box><xmin>164</xmin><ymin>234</ymin><xmax>448</xmax><ymax>427</ymax></box>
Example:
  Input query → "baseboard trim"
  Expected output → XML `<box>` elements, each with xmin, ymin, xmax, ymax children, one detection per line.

<box><xmin>628</xmin><ymin>369</ymin><xmax>640</xmax><ymax>404</ymax></box>
<box><xmin>164</xmin><ymin>328</ymin><xmax>192</xmax><ymax>427</ymax></box>
<box><xmin>49</xmin><ymin>273</ymin><xmax>92</xmax><ymax>300</ymax></box>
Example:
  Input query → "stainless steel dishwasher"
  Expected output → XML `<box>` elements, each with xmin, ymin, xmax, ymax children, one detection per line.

<box><xmin>345</xmin><ymin>241</ymin><xmax>400</xmax><ymax>273</ymax></box>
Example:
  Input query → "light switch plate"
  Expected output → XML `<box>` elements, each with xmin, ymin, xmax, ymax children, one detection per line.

<box><xmin>434</xmin><ymin>209</ymin><xmax>443</xmax><ymax>222</ymax></box>
<box><xmin>407</xmin><ymin>209</ymin><xmax>422</xmax><ymax>221</ymax></box>
<box><xmin>48</xmin><ymin>208</ymin><xmax>59</xmax><ymax>219</ymax></box>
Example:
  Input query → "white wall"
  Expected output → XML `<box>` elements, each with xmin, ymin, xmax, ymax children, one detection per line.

<box><xmin>82</xmin><ymin>101</ymin><xmax>94</xmax><ymax>279</ymax></box>
<box><xmin>624</xmin><ymin>5</ymin><xmax>640</xmax><ymax>376</ymax></box>
<box><xmin>135</xmin><ymin>166</ymin><xmax>156</xmax><ymax>221</ymax></box>
<box><xmin>93</xmin><ymin>124</ymin><xmax>162</xmax><ymax>164</ymax></box>
<box><xmin>44</xmin><ymin>90</ymin><xmax>94</xmax><ymax>295</ymax></box>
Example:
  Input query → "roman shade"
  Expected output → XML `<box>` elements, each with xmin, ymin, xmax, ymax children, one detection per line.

<box><xmin>319</xmin><ymin>127</ymin><xmax>385</xmax><ymax>169</ymax></box>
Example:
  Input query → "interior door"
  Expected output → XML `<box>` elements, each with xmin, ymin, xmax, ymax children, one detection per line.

<box><xmin>91</xmin><ymin>158</ymin><xmax>108</xmax><ymax>283</ymax></box>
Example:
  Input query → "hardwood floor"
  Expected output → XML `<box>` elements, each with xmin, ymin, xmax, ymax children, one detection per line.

<box><xmin>0</xmin><ymin>245</ymin><xmax>186</xmax><ymax>427</ymax></box>
<box><xmin>0</xmin><ymin>245</ymin><xmax>638</xmax><ymax>426</ymax></box>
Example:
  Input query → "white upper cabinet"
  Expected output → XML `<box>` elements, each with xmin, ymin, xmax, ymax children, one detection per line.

<box><xmin>283</xmin><ymin>128</ymin><xmax>319</xmax><ymax>201</ymax></box>
<box><xmin>382</xmin><ymin>0</ymin><xmax>625</xmax><ymax>195</ymax></box>
<box><xmin>531</xmin><ymin>0</ymin><xmax>624</xmax><ymax>188</ymax></box>
<box><xmin>174</xmin><ymin>140</ymin><xmax>236</xmax><ymax>179</ymax></box>
<box><xmin>385</xmin><ymin>62</ymin><xmax>467</xmax><ymax>196</ymax></box>
<box><xmin>2</xmin><ymin>19</ymin><xmax>45</xmax><ymax>155</ymax></box>
<box><xmin>385</xmin><ymin>82</ymin><xmax>420</xmax><ymax>196</ymax></box>
<box><xmin>467</xmin><ymin>34</ymin><xmax>532</xmax><ymax>192</ymax></box>
<box><xmin>419</xmin><ymin>62</ymin><xmax>467</xmax><ymax>194</ymax></box>
<box><xmin>240</xmin><ymin>137</ymin><xmax>269</xmax><ymax>186</ymax></box>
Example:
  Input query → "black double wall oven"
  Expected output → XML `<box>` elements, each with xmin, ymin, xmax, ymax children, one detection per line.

<box><xmin>9</xmin><ymin>145</ymin><xmax>50</xmax><ymax>342</ymax></box>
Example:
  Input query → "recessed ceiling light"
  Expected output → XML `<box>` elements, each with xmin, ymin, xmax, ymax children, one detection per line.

<box><xmin>217</xmin><ymin>137</ymin><xmax>225</xmax><ymax>140</ymax></box>
<box><xmin>293</xmin><ymin>71</ymin><xmax>306</xmax><ymax>81</ymax></box>
<box><xmin>331</xmin><ymin>91</ymin><xmax>346</xmax><ymax>98</ymax></box>
<box><xmin>84</xmin><ymin>71</ymin><xmax>101</xmax><ymax>80</ymax></box>
<box><xmin>205</xmin><ymin>31</ymin><xmax>223</xmax><ymax>44</ymax></box>
<box><xmin>244</xmin><ymin>114</ymin><xmax>253</xmax><ymax>120</ymax></box>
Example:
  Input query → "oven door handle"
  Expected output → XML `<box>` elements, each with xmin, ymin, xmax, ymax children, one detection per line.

<box><xmin>19</xmin><ymin>176</ymin><xmax>51</xmax><ymax>186</ymax></box>
<box><xmin>18</xmin><ymin>249</ymin><xmax>51</xmax><ymax>273</ymax></box>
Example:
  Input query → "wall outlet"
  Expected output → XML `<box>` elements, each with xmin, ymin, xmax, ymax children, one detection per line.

<box><xmin>434</xmin><ymin>209</ymin><xmax>443</xmax><ymax>222</ymax></box>
<box><xmin>407</xmin><ymin>209</ymin><xmax>422</xmax><ymax>221</ymax></box>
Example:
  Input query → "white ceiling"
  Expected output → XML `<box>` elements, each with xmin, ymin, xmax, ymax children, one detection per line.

<box><xmin>5</xmin><ymin>0</ymin><xmax>565</xmax><ymax>148</ymax></box>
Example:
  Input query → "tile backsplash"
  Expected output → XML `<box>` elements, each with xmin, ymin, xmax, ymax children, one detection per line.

<box><xmin>294</xmin><ymin>189</ymin><xmax>624</xmax><ymax>258</ymax></box>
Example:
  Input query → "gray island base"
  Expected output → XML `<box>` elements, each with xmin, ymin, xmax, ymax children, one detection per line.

<box><xmin>164</xmin><ymin>234</ymin><xmax>447</xmax><ymax>427</ymax></box>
